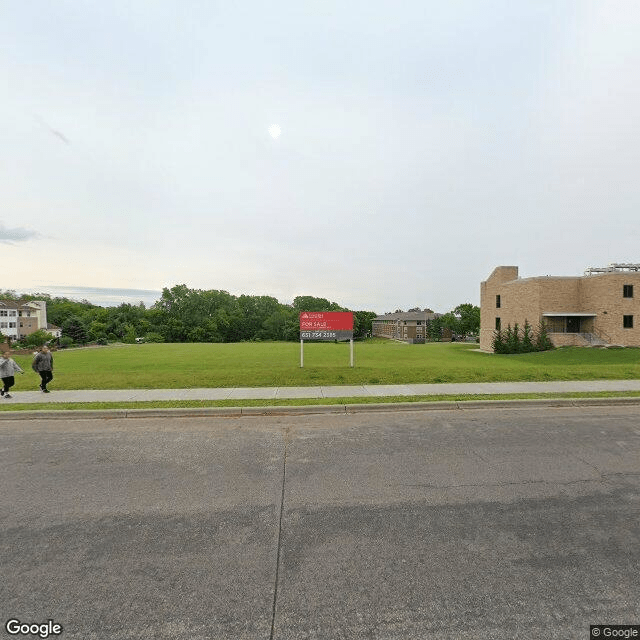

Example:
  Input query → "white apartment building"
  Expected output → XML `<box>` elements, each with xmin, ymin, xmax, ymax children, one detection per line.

<box><xmin>0</xmin><ymin>300</ymin><xmax>50</xmax><ymax>341</ymax></box>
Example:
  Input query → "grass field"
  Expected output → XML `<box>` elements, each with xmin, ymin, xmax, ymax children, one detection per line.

<box><xmin>4</xmin><ymin>391</ymin><xmax>640</xmax><ymax>413</ymax></box>
<box><xmin>9</xmin><ymin>340</ymin><xmax>640</xmax><ymax>391</ymax></box>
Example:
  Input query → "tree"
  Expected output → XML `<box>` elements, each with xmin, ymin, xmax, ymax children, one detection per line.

<box><xmin>492</xmin><ymin>320</ymin><xmax>554</xmax><ymax>354</ymax></box>
<box><xmin>21</xmin><ymin>329</ymin><xmax>55</xmax><ymax>348</ymax></box>
<box><xmin>62</xmin><ymin>316</ymin><xmax>88</xmax><ymax>344</ymax></box>
<box><xmin>521</xmin><ymin>320</ymin><xmax>535</xmax><ymax>352</ymax></box>
<box><xmin>453</xmin><ymin>304</ymin><xmax>480</xmax><ymax>337</ymax></box>
<box><xmin>87</xmin><ymin>321</ymin><xmax>108</xmax><ymax>342</ymax></box>
<box><xmin>427</xmin><ymin>316</ymin><xmax>444</xmax><ymax>341</ymax></box>
<box><xmin>292</xmin><ymin>296</ymin><xmax>343</xmax><ymax>312</ymax></box>
<box><xmin>439</xmin><ymin>312</ymin><xmax>461</xmax><ymax>336</ymax></box>
<box><xmin>262</xmin><ymin>309</ymin><xmax>299</xmax><ymax>341</ymax></box>
<box><xmin>510</xmin><ymin>323</ymin><xmax>523</xmax><ymax>353</ymax></box>
<box><xmin>122</xmin><ymin>324</ymin><xmax>137</xmax><ymax>344</ymax></box>
<box><xmin>353</xmin><ymin>311</ymin><xmax>377</xmax><ymax>339</ymax></box>
<box><xmin>492</xmin><ymin>328</ymin><xmax>505</xmax><ymax>353</ymax></box>
<box><xmin>535</xmin><ymin>321</ymin><xmax>554</xmax><ymax>352</ymax></box>
<box><xmin>144</xmin><ymin>332</ymin><xmax>164</xmax><ymax>343</ymax></box>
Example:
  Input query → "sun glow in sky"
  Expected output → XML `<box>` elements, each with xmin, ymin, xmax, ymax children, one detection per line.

<box><xmin>2</xmin><ymin>2</ymin><xmax>640</xmax><ymax>313</ymax></box>
<box><xmin>268</xmin><ymin>124</ymin><xmax>281</xmax><ymax>139</ymax></box>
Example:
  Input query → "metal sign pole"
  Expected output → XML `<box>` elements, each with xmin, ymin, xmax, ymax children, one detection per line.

<box><xmin>300</xmin><ymin>339</ymin><xmax>304</xmax><ymax>368</ymax></box>
<box><xmin>350</xmin><ymin>339</ymin><xmax>354</xmax><ymax>367</ymax></box>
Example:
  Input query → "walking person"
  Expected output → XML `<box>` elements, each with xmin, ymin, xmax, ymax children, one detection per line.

<box><xmin>32</xmin><ymin>345</ymin><xmax>54</xmax><ymax>393</ymax></box>
<box><xmin>0</xmin><ymin>350</ymin><xmax>24</xmax><ymax>399</ymax></box>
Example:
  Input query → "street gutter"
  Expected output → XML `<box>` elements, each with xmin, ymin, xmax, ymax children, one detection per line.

<box><xmin>1</xmin><ymin>396</ymin><xmax>640</xmax><ymax>420</ymax></box>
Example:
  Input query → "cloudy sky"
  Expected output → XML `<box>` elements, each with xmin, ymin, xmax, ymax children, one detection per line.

<box><xmin>2</xmin><ymin>1</ymin><xmax>639</xmax><ymax>313</ymax></box>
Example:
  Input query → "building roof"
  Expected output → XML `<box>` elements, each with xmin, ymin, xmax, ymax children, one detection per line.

<box><xmin>0</xmin><ymin>299</ymin><xmax>47</xmax><ymax>309</ymax></box>
<box><xmin>374</xmin><ymin>311</ymin><xmax>437</xmax><ymax>322</ymax></box>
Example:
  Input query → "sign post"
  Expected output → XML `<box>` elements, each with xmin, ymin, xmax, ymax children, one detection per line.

<box><xmin>299</xmin><ymin>311</ymin><xmax>354</xmax><ymax>368</ymax></box>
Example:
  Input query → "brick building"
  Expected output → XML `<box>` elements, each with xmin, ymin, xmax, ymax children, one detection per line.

<box><xmin>372</xmin><ymin>310</ymin><xmax>440</xmax><ymax>344</ymax></box>
<box><xmin>0</xmin><ymin>300</ymin><xmax>52</xmax><ymax>342</ymax></box>
<box><xmin>480</xmin><ymin>265</ymin><xmax>640</xmax><ymax>351</ymax></box>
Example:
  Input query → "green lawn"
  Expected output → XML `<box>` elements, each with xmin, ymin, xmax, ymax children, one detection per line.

<box><xmin>9</xmin><ymin>341</ymin><xmax>640</xmax><ymax>391</ymax></box>
<box><xmin>4</xmin><ymin>391</ymin><xmax>640</xmax><ymax>413</ymax></box>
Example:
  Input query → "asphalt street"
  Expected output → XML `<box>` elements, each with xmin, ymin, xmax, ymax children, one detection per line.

<box><xmin>1</xmin><ymin>405</ymin><xmax>639</xmax><ymax>639</ymax></box>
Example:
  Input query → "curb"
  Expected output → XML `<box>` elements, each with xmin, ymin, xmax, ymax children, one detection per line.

<box><xmin>1</xmin><ymin>396</ymin><xmax>640</xmax><ymax>420</ymax></box>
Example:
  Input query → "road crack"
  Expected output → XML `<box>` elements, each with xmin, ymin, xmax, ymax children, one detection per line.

<box><xmin>270</xmin><ymin>426</ymin><xmax>289</xmax><ymax>639</ymax></box>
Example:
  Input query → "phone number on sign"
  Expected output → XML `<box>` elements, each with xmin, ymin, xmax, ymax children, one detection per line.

<box><xmin>300</xmin><ymin>331</ymin><xmax>337</xmax><ymax>339</ymax></box>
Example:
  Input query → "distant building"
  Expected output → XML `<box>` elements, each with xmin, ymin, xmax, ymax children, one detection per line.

<box><xmin>0</xmin><ymin>299</ymin><xmax>50</xmax><ymax>342</ymax></box>
<box><xmin>47</xmin><ymin>323</ymin><xmax>62</xmax><ymax>339</ymax></box>
<box><xmin>372</xmin><ymin>310</ymin><xmax>441</xmax><ymax>344</ymax></box>
<box><xmin>480</xmin><ymin>264</ymin><xmax>640</xmax><ymax>351</ymax></box>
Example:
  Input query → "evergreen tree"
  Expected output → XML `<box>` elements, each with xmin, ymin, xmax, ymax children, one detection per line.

<box><xmin>503</xmin><ymin>324</ymin><xmax>516</xmax><ymax>353</ymax></box>
<box><xmin>535</xmin><ymin>321</ymin><xmax>554</xmax><ymax>352</ymax></box>
<box><xmin>492</xmin><ymin>329</ymin><xmax>505</xmax><ymax>353</ymax></box>
<box><xmin>521</xmin><ymin>320</ymin><xmax>535</xmax><ymax>352</ymax></box>
<box><xmin>61</xmin><ymin>316</ymin><xmax>88</xmax><ymax>345</ymax></box>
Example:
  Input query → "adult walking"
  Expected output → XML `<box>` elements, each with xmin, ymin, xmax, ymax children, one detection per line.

<box><xmin>0</xmin><ymin>350</ymin><xmax>24</xmax><ymax>399</ymax></box>
<box><xmin>32</xmin><ymin>345</ymin><xmax>54</xmax><ymax>393</ymax></box>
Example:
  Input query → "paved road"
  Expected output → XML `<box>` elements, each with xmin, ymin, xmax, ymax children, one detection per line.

<box><xmin>1</xmin><ymin>405</ymin><xmax>639</xmax><ymax>639</ymax></box>
<box><xmin>5</xmin><ymin>378</ymin><xmax>640</xmax><ymax>404</ymax></box>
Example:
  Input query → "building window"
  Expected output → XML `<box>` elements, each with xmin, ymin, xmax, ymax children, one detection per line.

<box><xmin>623</xmin><ymin>315</ymin><xmax>634</xmax><ymax>329</ymax></box>
<box><xmin>496</xmin><ymin>295</ymin><xmax>501</xmax><ymax>308</ymax></box>
<box><xmin>495</xmin><ymin>317</ymin><xmax>501</xmax><ymax>330</ymax></box>
<box><xmin>623</xmin><ymin>284</ymin><xmax>634</xmax><ymax>298</ymax></box>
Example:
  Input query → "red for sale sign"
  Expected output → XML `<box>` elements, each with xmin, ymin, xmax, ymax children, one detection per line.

<box><xmin>299</xmin><ymin>312</ymin><xmax>353</xmax><ymax>340</ymax></box>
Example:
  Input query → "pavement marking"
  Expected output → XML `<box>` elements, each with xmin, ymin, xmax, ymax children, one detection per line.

<box><xmin>270</xmin><ymin>427</ymin><xmax>289</xmax><ymax>640</ymax></box>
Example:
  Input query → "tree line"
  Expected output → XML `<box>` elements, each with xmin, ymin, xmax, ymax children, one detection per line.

<box><xmin>3</xmin><ymin>287</ymin><xmax>482</xmax><ymax>347</ymax></box>
<box><xmin>2</xmin><ymin>286</ymin><xmax>378</xmax><ymax>346</ymax></box>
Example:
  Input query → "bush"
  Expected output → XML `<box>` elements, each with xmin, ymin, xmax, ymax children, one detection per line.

<box><xmin>144</xmin><ymin>332</ymin><xmax>165</xmax><ymax>343</ymax></box>
<box><xmin>492</xmin><ymin>329</ymin><xmax>505</xmax><ymax>353</ymax></box>
<box><xmin>60</xmin><ymin>336</ymin><xmax>74</xmax><ymax>348</ymax></box>
<box><xmin>535</xmin><ymin>322</ymin><xmax>554</xmax><ymax>352</ymax></box>
<box><xmin>493</xmin><ymin>321</ymin><xmax>555</xmax><ymax>354</ymax></box>
<box><xmin>22</xmin><ymin>329</ymin><xmax>55</xmax><ymax>348</ymax></box>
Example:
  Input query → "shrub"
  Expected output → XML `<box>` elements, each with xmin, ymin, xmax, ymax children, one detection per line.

<box><xmin>535</xmin><ymin>321</ymin><xmax>554</xmax><ymax>352</ymax></box>
<box><xmin>492</xmin><ymin>329</ymin><xmax>505</xmax><ymax>353</ymax></box>
<box><xmin>506</xmin><ymin>323</ymin><xmax>521</xmax><ymax>353</ymax></box>
<box><xmin>521</xmin><ymin>320</ymin><xmax>535</xmax><ymax>352</ymax></box>
<box><xmin>22</xmin><ymin>329</ymin><xmax>55</xmax><ymax>348</ymax></box>
<box><xmin>493</xmin><ymin>320</ymin><xmax>554</xmax><ymax>354</ymax></box>
<box><xmin>144</xmin><ymin>332</ymin><xmax>165</xmax><ymax>343</ymax></box>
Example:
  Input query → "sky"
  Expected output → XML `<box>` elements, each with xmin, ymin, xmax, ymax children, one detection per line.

<box><xmin>2</xmin><ymin>1</ymin><xmax>640</xmax><ymax>313</ymax></box>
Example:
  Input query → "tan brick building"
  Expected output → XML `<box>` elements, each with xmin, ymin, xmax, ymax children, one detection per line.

<box><xmin>0</xmin><ymin>300</ymin><xmax>50</xmax><ymax>342</ymax></box>
<box><xmin>372</xmin><ymin>310</ymin><xmax>453</xmax><ymax>343</ymax></box>
<box><xmin>372</xmin><ymin>311</ymin><xmax>435</xmax><ymax>343</ymax></box>
<box><xmin>480</xmin><ymin>265</ymin><xmax>640</xmax><ymax>351</ymax></box>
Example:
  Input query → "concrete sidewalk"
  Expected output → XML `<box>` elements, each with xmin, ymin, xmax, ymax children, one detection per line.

<box><xmin>4</xmin><ymin>379</ymin><xmax>640</xmax><ymax>404</ymax></box>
